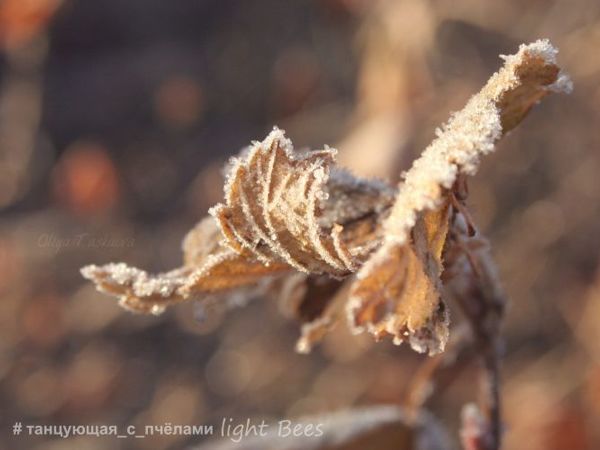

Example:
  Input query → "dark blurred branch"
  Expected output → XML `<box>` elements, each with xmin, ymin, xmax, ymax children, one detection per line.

<box><xmin>403</xmin><ymin>181</ymin><xmax>507</xmax><ymax>450</ymax></box>
<box><xmin>445</xmin><ymin>179</ymin><xmax>507</xmax><ymax>450</ymax></box>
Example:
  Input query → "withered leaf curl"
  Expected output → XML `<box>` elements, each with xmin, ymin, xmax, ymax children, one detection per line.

<box><xmin>210</xmin><ymin>128</ymin><xmax>373</xmax><ymax>277</ymax></box>
<box><xmin>81</xmin><ymin>131</ymin><xmax>392</xmax><ymax>316</ymax></box>
<box><xmin>82</xmin><ymin>40</ymin><xmax>571</xmax><ymax>356</ymax></box>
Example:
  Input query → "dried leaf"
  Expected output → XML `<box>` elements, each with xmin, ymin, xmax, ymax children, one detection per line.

<box><xmin>347</xmin><ymin>40</ymin><xmax>571</xmax><ymax>354</ymax></box>
<box><xmin>81</xmin><ymin>145</ymin><xmax>392</xmax><ymax>316</ymax></box>
<box><xmin>319</xmin><ymin>168</ymin><xmax>395</xmax><ymax>261</ymax></box>
<box><xmin>384</xmin><ymin>39</ymin><xmax>571</xmax><ymax>248</ymax></box>
<box><xmin>210</xmin><ymin>128</ymin><xmax>375</xmax><ymax>277</ymax></box>
<box><xmin>348</xmin><ymin>204</ymin><xmax>450</xmax><ymax>355</ymax></box>
<box><xmin>81</xmin><ymin>217</ymin><xmax>290</xmax><ymax>314</ymax></box>
<box><xmin>181</xmin><ymin>215</ymin><xmax>224</xmax><ymax>266</ymax></box>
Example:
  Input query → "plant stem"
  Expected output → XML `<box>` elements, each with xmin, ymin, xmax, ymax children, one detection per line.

<box><xmin>447</xmin><ymin>183</ymin><xmax>507</xmax><ymax>450</ymax></box>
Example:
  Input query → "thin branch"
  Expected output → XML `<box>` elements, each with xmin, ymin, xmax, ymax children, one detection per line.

<box><xmin>446</xmin><ymin>183</ymin><xmax>507</xmax><ymax>450</ymax></box>
<box><xmin>404</xmin><ymin>325</ymin><xmax>470</xmax><ymax>415</ymax></box>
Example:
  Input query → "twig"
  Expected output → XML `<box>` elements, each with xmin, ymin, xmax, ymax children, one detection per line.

<box><xmin>446</xmin><ymin>181</ymin><xmax>507</xmax><ymax>450</ymax></box>
<box><xmin>404</xmin><ymin>325</ymin><xmax>471</xmax><ymax>415</ymax></box>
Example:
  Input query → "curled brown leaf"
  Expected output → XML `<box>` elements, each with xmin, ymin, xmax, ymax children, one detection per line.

<box><xmin>346</xmin><ymin>40</ymin><xmax>571</xmax><ymax>354</ymax></box>
<box><xmin>210</xmin><ymin>128</ymin><xmax>390</xmax><ymax>276</ymax></box>
<box><xmin>81</xmin><ymin>134</ymin><xmax>392</xmax><ymax>317</ymax></box>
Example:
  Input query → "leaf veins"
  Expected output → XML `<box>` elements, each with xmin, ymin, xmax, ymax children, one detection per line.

<box><xmin>210</xmin><ymin>128</ymin><xmax>378</xmax><ymax>277</ymax></box>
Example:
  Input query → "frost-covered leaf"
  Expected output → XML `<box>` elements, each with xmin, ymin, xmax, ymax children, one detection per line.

<box><xmin>320</xmin><ymin>168</ymin><xmax>395</xmax><ymax>261</ymax></box>
<box><xmin>81</xmin><ymin>40</ymin><xmax>570</xmax><ymax>357</ymax></box>
<box><xmin>210</xmin><ymin>128</ymin><xmax>383</xmax><ymax>277</ymax></box>
<box><xmin>348</xmin><ymin>204</ymin><xmax>450</xmax><ymax>355</ymax></box>
<box><xmin>381</xmin><ymin>39</ymin><xmax>570</xmax><ymax>249</ymax></box>
<box><xmin>347</xmin><ymin>40</ymin><xmax>571</xmax><ymax>355</ymax></box>
<box><xmin>80</xmin><ymin>263</ymin><xmax>189</xmax><ymax>314</ymax></box>
<box><xmin>81</xmin><ymin>217</ymin><xmax>290</xmax><ymax>314</ymax></box>
<box><xmin>81</xmin><ymin>144</ymin><xmax>392</xmax><ymax>317</ymax></box>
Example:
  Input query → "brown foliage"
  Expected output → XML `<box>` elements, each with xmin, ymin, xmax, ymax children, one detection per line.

<box><xmin>82</xmin><ymin>40</ymin><xmax>570</xmax><ymax>361</ymax></box>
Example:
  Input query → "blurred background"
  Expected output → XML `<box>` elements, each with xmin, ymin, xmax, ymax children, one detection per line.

<box><xmin>1</xmin><ymin>0</ymin><xmax>599</xmax><ymax>449</ymax></box>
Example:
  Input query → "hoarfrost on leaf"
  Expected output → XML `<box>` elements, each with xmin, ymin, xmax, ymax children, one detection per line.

<box><xmin>81</xmin><ymin>40</ymin><xmax>571</xmax><ymax>356</ymax></box>
<box><xmin>346</xmin><ymin>39</ymin><xmax>571</xmax><ymax>354</ymax></box>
